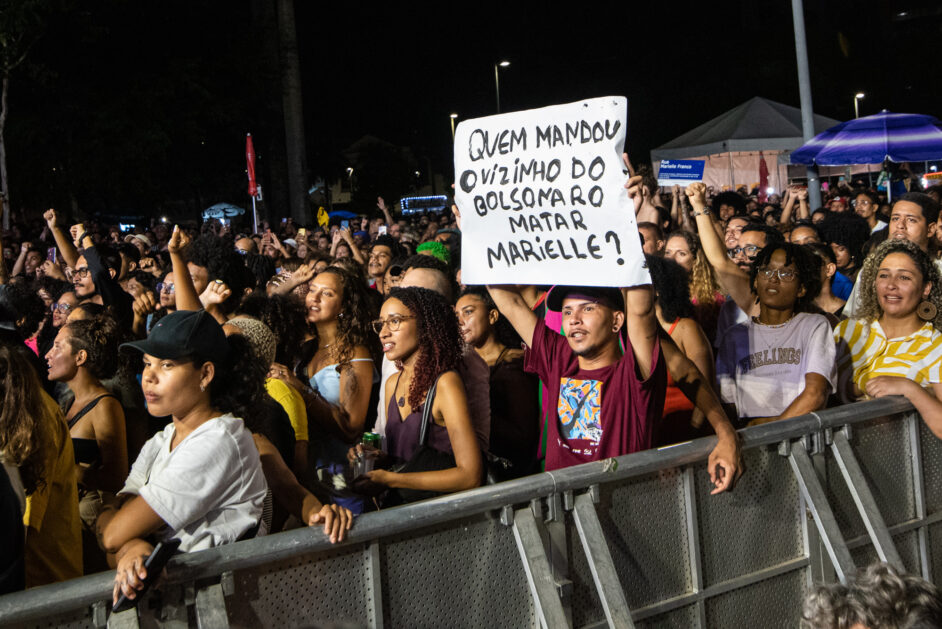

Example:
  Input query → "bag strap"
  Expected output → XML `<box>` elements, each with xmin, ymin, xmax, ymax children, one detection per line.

<box><xmin>418</xmin><ymin>374</ymin><xmax>443</xmax><ymax>447</ymax></box>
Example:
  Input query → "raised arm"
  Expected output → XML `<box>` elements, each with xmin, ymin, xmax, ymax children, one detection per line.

<box><xmin>44</xmin><ymin>209</ymin><xmax>79</xmax><ymax>268</ymax></box>
<box><xmin>487</xmin><ymin>285</ymin><xmax>539</xmax><ymax>348</ymax></box>
<box><xmin>339</xmin><ymin>228</ymin><xmax>365</xmax><ymax>265</ymax></box>
<box><xmin>168</xmin><ymin>226</ymin><xmax>202</xmax><ymax>311</ymax></box>
<box><xmin>686</xmin><ymin>183</ymin><xmax>752</xmax><ymax>311</ymax></box>
<box><xmin>778</xmin><ymin>187</ymin><xmax>797</xmax><ymax>228</ymax></box>
<box><xmin>378</xmin><ymin>196</ymin><xmax>394</xmax><ymax>227</ymax></box>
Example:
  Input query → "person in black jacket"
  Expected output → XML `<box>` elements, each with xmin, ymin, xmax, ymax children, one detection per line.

<box><xmin>71</xmin><ymin>233</ymin><xmax>133</xmax><ymax>330</ymax></box>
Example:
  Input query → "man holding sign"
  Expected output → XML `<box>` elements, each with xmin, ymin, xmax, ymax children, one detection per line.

<box><xmin>454</xmin><ymin>98</ymin><xmax>740</xmax><ymax>493</ymax></box>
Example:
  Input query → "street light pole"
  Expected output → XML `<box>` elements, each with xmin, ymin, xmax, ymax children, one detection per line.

<box><xmin>854</xmin><ymin>92</ymin><xmax>865</xmax><ymax>119</ymax></box>
<box><xmin>450</xmin><ymin>113</ymin><xmax>458</xmax><ymax>141</ymax></box>
<box><xmin>494</xmin><ymin>60</ymin><xmax>510</xmax><ymax>113</ymax></box>
<box><xmin>790</xmin><ymin>0</ymin><xmax>822</xmax><ymax>211</ymax></box>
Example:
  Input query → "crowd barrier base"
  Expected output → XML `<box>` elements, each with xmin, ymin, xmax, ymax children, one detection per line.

<box><xmin>1</xmin><ymin>396</ymin><xmax>940</xmax><ymax>628</ymax></box>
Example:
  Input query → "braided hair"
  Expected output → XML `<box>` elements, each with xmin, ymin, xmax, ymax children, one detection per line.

<box><xmin>388</xmin><ymin>287</ymin><xmax>463</xmax><ymax>409</ymax></box>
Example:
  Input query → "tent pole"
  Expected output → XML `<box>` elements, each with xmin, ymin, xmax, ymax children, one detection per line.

<box><xmin>728</xmin><ymin>152</ymin><xmax>734</xmax><ymax>190</ymax></box>
<box><xmin>790</xmin><ymin>0</ymin><xmax>822</xmax><ymax>211</ymax></box>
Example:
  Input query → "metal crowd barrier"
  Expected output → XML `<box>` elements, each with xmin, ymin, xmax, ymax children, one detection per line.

<box><xmin>2</xmin><ymin>396</ymin><xmax>940</xmax><ymax>628</ymax></box>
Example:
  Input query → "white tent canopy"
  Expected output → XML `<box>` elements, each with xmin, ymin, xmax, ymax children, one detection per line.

<box><xmin>650</xmin><ymin>97</ymin><xmax>843</xmax><ymax>192</ymax></box>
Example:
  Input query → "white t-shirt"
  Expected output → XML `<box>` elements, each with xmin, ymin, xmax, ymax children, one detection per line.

<box><xmin>716</xmin><ymin>312</ymin><xmax>836</xmax><ymax>419</ymax></box>
<box><xmin>871</xmin><ymin>220</ymin><xmax>887</xmax><ymax>234</ymax></box>
<box><xmin>120</xmin><ymin>413</ymin><xmax>267</xmax><ymax>552</ymax></box>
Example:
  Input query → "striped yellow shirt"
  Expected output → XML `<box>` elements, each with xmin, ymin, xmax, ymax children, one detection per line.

<box><xmin>833</xmin><ymin>319</ymin><xmax>942</xmax><ymax>402</ymax></box>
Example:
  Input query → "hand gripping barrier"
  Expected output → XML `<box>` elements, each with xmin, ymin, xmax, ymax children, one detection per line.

<box><xmin>2</xmin><ymin>395</ymin><xmax>940</xmax><ymax>628</ymax></box>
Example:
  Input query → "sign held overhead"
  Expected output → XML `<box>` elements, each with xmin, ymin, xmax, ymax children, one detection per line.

<box><xmin>454</xmin><ymin>96</ymin><xmax>649</xmax><ymax>288</ymax></box>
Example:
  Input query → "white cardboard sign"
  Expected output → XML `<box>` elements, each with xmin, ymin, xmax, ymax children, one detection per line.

<box><xmin>454</xmin><ymin>96</ymin><xmax>649</xmax><ymax>287</ymax></box>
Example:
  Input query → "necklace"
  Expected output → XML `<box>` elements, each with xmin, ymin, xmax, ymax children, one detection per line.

<box><xmin>752</xmin><ymin>312</ymin><xmax>796</xmax><ymax>328</ymax></box>
<box><xmin>318</xmin><ymin>342</ymin><xmax>333</xmax><ymax>351</ymax></box>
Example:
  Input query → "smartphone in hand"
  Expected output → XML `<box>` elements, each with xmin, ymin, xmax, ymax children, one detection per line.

<box><xmin>112</xmin><ymin>539</ymin><xmax>182</xmax><ymax>613</ymax></box>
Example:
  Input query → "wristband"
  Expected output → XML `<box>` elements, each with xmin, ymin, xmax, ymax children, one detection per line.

<box><xmin>692</xmin><ymin>209</ymin><xmax>711</xmax><ymax>217</ymax></box>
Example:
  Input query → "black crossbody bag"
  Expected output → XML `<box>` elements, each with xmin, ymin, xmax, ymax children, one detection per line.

<box><xmin>385</xmin><ymin>375</ymin><xmax>457</xmax><ymax>505</ymax></box>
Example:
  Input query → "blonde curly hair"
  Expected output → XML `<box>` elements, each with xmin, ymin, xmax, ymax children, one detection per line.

<box><xmin>666</xmin><ymin>230</ymin><xmax>722</xmax><ymax>305</ymax></box>
<box><xmin>855</xmin><ymin>239</ymin><xmax>942</xmax><ymax>329</ymax></box>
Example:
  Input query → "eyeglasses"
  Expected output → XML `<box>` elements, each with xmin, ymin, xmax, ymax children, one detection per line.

<box><xmin>371</xmin><ymin>315</ymin><xmax>416</xmax><ymax>335</ymax></box>
<box><xmin>73</xmin><ymin>267</ymin><xmax>91</xmax><ymax>279</ymax></box>
<box><xmin>727</xmin><ymin>245</ymin><xmax>760</xmax><ymax>259</ymax></box>
<box><xmin>51</xmin><ymin>303</ymin><xmax>73</xmax><ymax>313</ymax></box>
<box><xmin>757</xmin><ymin>267</ymin><xmax>797</xmax><ymax>282</ymax></box>
<box><xmin>157</xmin><ymin>282</ymin><xmax>175</xmax><ymax>294</ymax></box>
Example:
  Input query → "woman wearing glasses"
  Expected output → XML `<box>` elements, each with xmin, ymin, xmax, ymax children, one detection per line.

<box><xmin>715</xmin><ymin>243</ymin><xmax>836</xmax><ymax>426</ymax></box>
<box><xmin>351</xmin><ymin>287</ymin><xmax>481</xmax><ymax>499</ymax></box>
<box><xmin>833</xmin><ymin>240</ymin><xmax>942</xmax><ymax>438</ymax></box>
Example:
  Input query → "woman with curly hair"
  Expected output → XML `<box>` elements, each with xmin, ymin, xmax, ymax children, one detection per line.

<box><xmin>351</xmin><ymin>287</ymin><xmax>481</xmax><ymax>497</ymax></box>
<box><xmin>663</xmin><ymin>229</ymin><xmax>725</xmax><ymax>344</ymax></box>
<box><xmin>716</xmin><ymin>243</ymin><xmax>836</xmax><ymax>426</ymax></box>
<box><xmin>0</xmin><ymin>342</ymin><xmax>82</xmax><ymax>587</ymax></box>
<box><xmin>834</xmin><ymin>240</ymin><xmax>942</xmax><ymax>437</ymax></box>
<box><xmin>270</xmin><ymin>266</ymin><xmax>378</xmax><ymax>475</ymax></box>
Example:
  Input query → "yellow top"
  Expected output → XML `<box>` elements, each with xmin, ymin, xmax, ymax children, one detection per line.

<box><xmin>834</xmin><ymin>318</ymin><xmax>942</xmax><ymax>402</ymax></box>
<box><xmin>265</xmin><ymin>378</ymin><xmax>308</xmax><ymax>442</ymax></box>
<box><xmin>24</xmin><ymin>392</ymin><xmax>82</xmax><ymax>587</ymax></box>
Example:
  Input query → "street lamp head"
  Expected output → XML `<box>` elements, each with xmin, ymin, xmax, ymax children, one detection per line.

<box><xmin>450</xmin><ymin>113</ymin><xmax>458</xmax><ymax>119</ymax></box>
<box><xmin>855</xmin><ymin>92</ymin><xmax>865</xmax><ymax>99</ymax></box>
<box><xmin>498</xmin><ymin>60</ymin><xmax>510</xmax><ymax>67</ymax></box>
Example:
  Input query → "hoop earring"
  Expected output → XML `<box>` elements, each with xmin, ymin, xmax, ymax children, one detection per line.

<box><xmin>917</xmin><ymin>300</ymin><xmax>937</xmax><ymax>322</ymax></box>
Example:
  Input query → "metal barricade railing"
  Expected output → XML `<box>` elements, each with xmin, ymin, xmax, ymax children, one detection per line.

<box><xmin>1</xmin><ymin>396</ymin><xmax>940</xmax><ymax>628</ymax></box>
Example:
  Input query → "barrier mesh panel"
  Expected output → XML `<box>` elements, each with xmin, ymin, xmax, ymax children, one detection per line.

<box><xmin>698</xmin><ymin>447</ymin><xmax>802</xmax><ymax>587</ymax></box>
<box><xmin>705</xmin><ymin>569</ymin><xmax>806</xmax><ymax>629</ymax></box>
<box><xmin>636</xmin><ymin>604</ymin><xmax>699</xmax><ymax>629</ymax></box>
<box><xmin>568</xmin><ymin>468</ymin><xmax>691</xmax><ymax>627</ymax></box>
<box><xmin>895</xmin><ymin>530</ymin><xmax>921</xmax><ymax>575</ymax></box>
<box><xmin>929</xmin><ymin>522</ymin><xmax>942</xmax><ymax>582</ymax></box>
<box><xmin>825</xmin><ymin>451</ymin><xmax>867</xmax><ymax>541</ymax></box>
<box><xmin>920</xmin><ymin>420</ymin><xmax>942</xmax><ymax>516</ymax></box>
<box><xmin>228</xmin><ymin>543</ymin><xmax>371</xmax><ymax>628</ymax></box>
<box><xmin>851</xmin><ymin>418</ymin><xmax>915</xmax><ymax>526</ymax></box>
<box><xmin>381</xmin><ymin>513</ymin><xmax>533</xmax><ymax>629</ymax></box>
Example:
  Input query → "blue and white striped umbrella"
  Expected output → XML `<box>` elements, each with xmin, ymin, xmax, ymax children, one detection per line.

<box><xmin>790</xmin><ymin>110</ymin><xmax>942</xmax><ymax>166</ymax></box>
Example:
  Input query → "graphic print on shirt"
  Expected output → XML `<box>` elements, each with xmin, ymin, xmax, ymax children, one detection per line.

<box><xmin>557</xmin><ymin>377</ymin><xmax>603</xmax><ymax>455</ymax></box>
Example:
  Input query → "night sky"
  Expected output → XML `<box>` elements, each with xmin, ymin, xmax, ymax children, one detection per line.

<box><xmin>6</xmin><ymin>0</ymin><xmax>942</xmax><ymax>219</ymax></box>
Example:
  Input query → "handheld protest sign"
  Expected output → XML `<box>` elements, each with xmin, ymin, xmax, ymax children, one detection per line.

<box><xmin>454</xmin><ymin>96</ymin><xmax>649</xmax><ymax>288</ymax></box>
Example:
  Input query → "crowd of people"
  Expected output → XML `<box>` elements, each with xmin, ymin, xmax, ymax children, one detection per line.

<box><xmin>1</xmin><ymin>161</ymin><xmax>941</xmax><ymax>614</ymax></box>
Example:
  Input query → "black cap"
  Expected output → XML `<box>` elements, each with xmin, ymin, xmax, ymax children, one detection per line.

<box><xmin>545</xmin><ymin>286</ymin><xmax>625</xmax><ymax>313</ymax></box>
<box><xmin>120</xmin><ymin>310</ymin><xmax>230</xmax><ymax>365</ymax></box>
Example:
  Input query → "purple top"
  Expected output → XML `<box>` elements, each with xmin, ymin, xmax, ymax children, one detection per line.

<box><xmin>386</xmin><ymin>396</ymin><xmax>453</xmax><ymax>461</ymax></box>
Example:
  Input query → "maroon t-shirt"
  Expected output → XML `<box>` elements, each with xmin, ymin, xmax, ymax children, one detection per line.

<box><xmin>524</xmin><ymin>322</ymin><xmax>666</xmax><ymax>471</ymax></box>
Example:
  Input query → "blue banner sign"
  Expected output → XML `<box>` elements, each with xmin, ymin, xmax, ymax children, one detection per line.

<box><xmin>657</xmin><ymin>159</ymin><xmax>705</xmax><ymax>187</ymax></box>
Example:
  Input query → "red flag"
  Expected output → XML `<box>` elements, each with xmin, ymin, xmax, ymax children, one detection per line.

<box><xmin>758</xmin><ymin>152</ymin><xmax>769</xmax><ymax>203</ymax></box>
<box><xmin>246</xmin><ymin>133</ymin><xmax>258</xmax><ymax>197</ymax></box>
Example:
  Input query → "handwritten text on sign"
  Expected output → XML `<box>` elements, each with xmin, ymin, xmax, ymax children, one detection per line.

<box><xmin>454</xmin><ymin>97</ymin><xmax>649</xmax><ymax>287</ymax></box>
